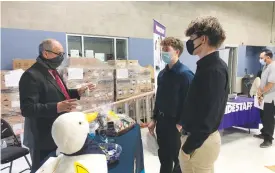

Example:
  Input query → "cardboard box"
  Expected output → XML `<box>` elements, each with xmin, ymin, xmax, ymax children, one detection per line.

<box><xmin>75</xmin><ymin>98</ymin><xmax>113</xmax><ymax>111</ymax></box>
<box><xmin>127</xmin><ymin>60</ymin><xmax>139</xmax><ymax>66</ymax></box>
<box><xmin>61</xmin><ymin>59</ymin><xmax>116</xmax><ymax>111</ymax></box>
<box><xmin>108</xmin><ymin>60</ymin><xmax>139</xmax><ymax>68</ymax></box>
<box><xmin>1</xmin><ymin>70</ymin><xmax>24</xmax><ymax>90</ymax></box>
<box><xmin>108</xmin><ymin>60</ymin><xmax>153</xmax><ymax>100</ymax></box>
<box><xmin>13</xmin><ymin>59</ymin><xmax>35</xmax><ymax>70</ymax></box>
<box><xmin>84</xmin><ymin>88</ymin><xmax>114</xmax><ymax>101</ymax></box>
<box><xmin>64</xmin><ymin>58</ymin><xmax>152</xmax><ymax>102</ymax></box>
<box><xmin>67</xmin><ymin>57</ymin><xmax>109</xmax><ymax>67</ymax></box>
<box><xmin>1</xmin><ymin>92</ymin><xmax>20</xmax><ymax>115</ymax></box>
<box><xmin>116</xmin><ymin>86</ymin><xmax>140</xmax><ymax>100</ymax></box>
<box><xmin>145</xmin><ymin>65</ymin><xmax>155</xmax><ymax>80</ymax></box>
<box><xmin>1</xmin><ymin>70</ymin><xmax>8</xmax><ymax>90</ymax></box>
<box><xmin>108</xmin><ymin>60</ymin><xmax>128</xmax><ymax>68</ymax></box>
<box><xmin>2</xmin><ymin>115</ymin><xmax>24</xmax><ymax>127</ymax></box>
<box><xmin>62</xmin><ymin>68</ymin><xmax>114</xmax><ymax>82</ymax></box>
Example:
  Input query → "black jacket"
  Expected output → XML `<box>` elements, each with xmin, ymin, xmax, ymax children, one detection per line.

<box><xmin>19</xmin><ymin>62</ymin><xmax>80</xmax><ymax>150</ymax></box>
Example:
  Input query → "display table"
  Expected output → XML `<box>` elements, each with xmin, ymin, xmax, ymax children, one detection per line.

<box><xmin>218</xmin><ymin>96</ymin><xmax>261</xmax><ymax>130</ymax></box>
<box><xmin>39</xmin><ymin>125</ymin><xmax>145</xmax><ymax>173</ymax></box>
<box><xmin>108</xmin><ymin>125</ymin><xmax>145</xmax><ymax>173</ymax></box>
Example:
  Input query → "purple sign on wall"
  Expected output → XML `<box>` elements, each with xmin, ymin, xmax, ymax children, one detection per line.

<box><xmin>153</xmin><ymin>20</ymin><xmax>166</xmax><ymax>37</ymax></box>
<box><xmin>153</xmin><ymin>19</ymin><xmax>166</xmax><ymax>91</ymax></box>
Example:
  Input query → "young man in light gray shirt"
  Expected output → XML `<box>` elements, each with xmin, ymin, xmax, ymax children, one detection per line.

<box><xmin>254</xmin><ymin>49</ymin><xmax>275</xmax><ymax>148</ymax></box>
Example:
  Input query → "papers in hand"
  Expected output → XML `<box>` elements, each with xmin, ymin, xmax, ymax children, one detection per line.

<box><xmin>254</xmin><ymin>94</ymin><xmax>264</xmax><ymax>110</ymax></box>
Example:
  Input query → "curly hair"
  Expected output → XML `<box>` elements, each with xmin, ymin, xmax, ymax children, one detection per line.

<box><xmin>185</xmin><ymin>16</ymin><xmax>226</xmax><ymax>48</ymax></box>
<box><xmin>160</xmin><ymin>37</ymin><xmax>184</xmax><ymax>56</ymax></box>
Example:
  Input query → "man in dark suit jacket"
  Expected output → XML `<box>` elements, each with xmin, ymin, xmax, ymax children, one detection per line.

<box><xmin>19</xmin><ymin>39</ymin><xmax>95</xmax><ymax>172</ymax></box>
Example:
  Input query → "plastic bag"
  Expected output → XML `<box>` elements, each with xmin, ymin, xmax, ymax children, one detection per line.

<box><xmin>89</xmin><ymin>121</ymin><xmax>100</xmax><ymax>134</ymax></box>
<box><xmin>145</xmin><ymin>132</ymin><xmax>159</xmax><ymax>156</ymax></box>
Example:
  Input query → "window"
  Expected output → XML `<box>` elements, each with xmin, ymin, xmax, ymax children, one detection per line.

<box><xmin>116</xmin><ymin>39</ymin><xmax>127</xmax><ymax>60</ymax></box>
<box><xmin>84</xmin><ymin>37</ymin><xmax>114</xmax><ymax>61</ymax></box>
<box><xmin>66</xmin><ymin>34</ymin><xmax>128</xmax><ymax>61</ymax></box>
<box><xmin>67</xmin><ymin>35</ymin><xmax>82</xmax><ymax>57</ymax></box>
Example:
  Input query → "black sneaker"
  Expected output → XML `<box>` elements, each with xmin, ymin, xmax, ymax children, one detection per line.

<box><xmin>253</xmin><ymin>134</ymin><xmax>264</xmax><ymax>139</ymax></box>
<box><xmin>260</xmin><ymin>141</ymin><xmax>272</xmax><ymax>148</ymax></box>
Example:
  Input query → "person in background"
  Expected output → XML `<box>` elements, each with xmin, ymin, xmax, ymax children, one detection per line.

<box><xmin>178</xmin><ymin>16</ymin><xmax>229</xmax><ymax>173</ymax></box>
<box><xmin>253</xmin><ymin>49</ymin><xmax>275</xmax><ymax>148</ymax></box>
<box><xmin>250</xmin><ymin>70</ymin><xmax>262</xmax><ymax>97</ymax></box>
<box><xmin>19</xmin><ymin>39</ymin><xmax>96</xmax><ymax>172</ymax></box>
<box><xmin>148</xmin><ymin>37</ymin><xmax>194</xmax><ymax>173</ymax></box>
<box><xmin>249</xmin><ymin>70</ymin><xmax>264</xmax><ymax>140</ymax></box>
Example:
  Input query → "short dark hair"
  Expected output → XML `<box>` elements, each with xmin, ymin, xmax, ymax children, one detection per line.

<box><xmin>160</xmin><ymin>37</ymin><xmax>184</xmax><ymax>56</ymax></box>
<box><xmin>185</xmin><ymin>16</ymin><xmax>226</xmax><ymax>48</ymax></box>
<box><xmin>39</xmin><ymin>39</ymin><xmax>54</xmax><ymax>55</ymax></box>
<box><xmin>262</xmin><ymin>49</ymin><xmax>273</xmax><ymax>59</ymax></box>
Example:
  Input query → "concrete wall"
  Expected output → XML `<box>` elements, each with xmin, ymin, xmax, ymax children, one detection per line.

<box><xmin>1</xmin><ymin>27</ymin><xmax>274</xmax><ymax>75</ymax></box>
<box><xmin>2</xmin><ymin>1</ymin><xmax>275</xmax><ymax>75</ymax></box>
<box><xmin>1</xmin><ymin>28</ymin><xmax>66</xmax><ymax>70</ymax></box>
<box><xmin>0</xmin><ymin>27</ymin><xmax>198</xmax><ymax>72</ymax></box>
<box><xmin>0</xmin><ymin>27</ymin><xmax>156</xmax><ymax>70</ymax></box>
<box><xmin>1</xmin><ymin>1</ymin><xmax>275</xmax><ymax>46</ymax></box>
<box><xmin>266</xmin><ymin>46</ymin><xmax>275</xmax><ymax>53</ymax></box>
<box><xmin>128</xmin><ymin>38</ymin><xmax>153</xmax><ymax>66</ymax></box>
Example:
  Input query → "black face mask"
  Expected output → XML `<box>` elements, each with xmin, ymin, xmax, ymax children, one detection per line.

<box><xmin>186</xmin><ymin>37</ymin><xmax>202</xmax><ymax>55</ymax></box>
<box><xmin>40</xmin><ymin>55</ymin><xmax>64</xmax><ymax>69</ymax></box>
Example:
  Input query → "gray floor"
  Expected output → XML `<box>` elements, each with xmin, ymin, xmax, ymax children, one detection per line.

<box><xmin>1</xmin><ymin>125</ymin><xmax>275</xmax><ymax>173</ymax></box>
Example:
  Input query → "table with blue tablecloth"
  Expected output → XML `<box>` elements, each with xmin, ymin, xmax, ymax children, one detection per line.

<box><xmin>39</xmin><ymin>125</ymin><xmax>145</xmax><ymax>173</ymax></box>
<box><xmin>219</xmin><ymin>96</ymin><xmax>261</xmax><ymax>130</ymax></box>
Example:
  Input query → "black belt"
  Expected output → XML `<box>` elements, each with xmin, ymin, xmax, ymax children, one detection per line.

<box><xmin>156</xmin><ymin>110</ymin><xmax>176</xmax><ymax>120</ymax></box>
<box><xmin>157</xmin><ymin>110</ymin><xmax>165</xmax><ymax>117</ymax></box>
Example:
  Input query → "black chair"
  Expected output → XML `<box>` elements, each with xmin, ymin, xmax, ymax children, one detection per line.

<box><xmin>1</xmin><ymin>118</ymin><xmax>31</xmax><ymax>173</ymax></box>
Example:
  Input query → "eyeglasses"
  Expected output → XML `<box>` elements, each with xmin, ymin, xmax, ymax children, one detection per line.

<box><xmin>45</xmin><ymin>50</ymin><xmax>65</xmax><ymax>56</ymax></box>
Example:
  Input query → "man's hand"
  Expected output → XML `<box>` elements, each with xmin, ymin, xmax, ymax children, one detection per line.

<box><xmin>176</xmin><ymin>124</ymin><xmax>182</xmax><ymax>132</ymax></box>
<box><xmin>77</xmin><ymin>83</ymin><xmax>96</xmax><ymax>96</ymax></box>
<box><xmin>257</xmin><ymin>89</ymin><xmax>263</xmax><ymax>97</ymax></box>
<box><xmin>258</xmin><ymin>96</ymin><xmax>264</xmax><ymax>105</ymax></box>
<box><xmin>180</xmin><ymin>148</ymin><xmax>191</xmax><ymax>161</ymax></box>
<box><xmin>148</xmin><ymin>120</ymin><xmax>156</xmax><ymax>135</ymax></box>
<box><xmin>57</xmin><ymin>99</ymin><xmax>78</xmax><ymax>113</ymax></box>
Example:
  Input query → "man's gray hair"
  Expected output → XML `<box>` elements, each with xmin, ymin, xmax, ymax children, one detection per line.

<box><xmin>38</xmin><ymin>39</ymin><xmax>54</xmax><ymax>55</ymax></box>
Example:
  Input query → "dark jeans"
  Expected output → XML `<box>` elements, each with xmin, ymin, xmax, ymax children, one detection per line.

<box><xmin>260</xmin><ymin>101</ymin><xmax>275</xmax><ymax>142</ymax></box>
<box><xmin>31</xmin><ymin>148</ymin><xmax>55</xmax><ymax>173</ymax></box>
<box><xmin>156</xmin><ymin>116</ymin><xmax>181</xmax><ymax>173</ymax></box>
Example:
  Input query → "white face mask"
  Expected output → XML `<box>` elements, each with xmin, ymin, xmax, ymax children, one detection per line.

<box><xmin>259</xmin><ymin>59</ymin><xmax>266</xmax><ymax>66</ymax></box>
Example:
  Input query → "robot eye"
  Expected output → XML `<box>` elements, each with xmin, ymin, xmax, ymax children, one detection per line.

<box><xmin>79</xmin><ymin>122</ymin><xmax>82</xmax><ymax>125</ymax></box>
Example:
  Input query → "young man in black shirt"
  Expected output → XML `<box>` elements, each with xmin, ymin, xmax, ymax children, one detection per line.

<box><xmin>148</xmin><ymin>37</ymin><xmax>194</xmax><ymax>173</ymax></box>
<box><xmin>178</xmin><ymin>16</ymin><xmax>229</xmax><ymax>173</ymax></box>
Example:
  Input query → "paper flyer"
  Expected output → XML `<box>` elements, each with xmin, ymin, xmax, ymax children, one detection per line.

<box><xmin>254</xmin><ymin>94</ymin><xmax>264</xmax><ymax>110</ymax></box>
